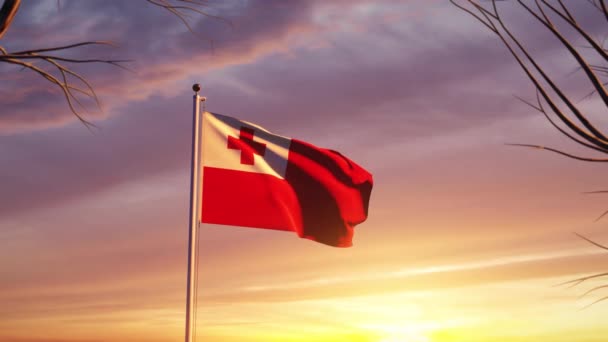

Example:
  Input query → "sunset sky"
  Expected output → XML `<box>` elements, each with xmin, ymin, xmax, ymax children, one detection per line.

<box><xmin>2</xmin><ymin>1</ymin><xmax>608</xmax><ymax>341</ymax></box>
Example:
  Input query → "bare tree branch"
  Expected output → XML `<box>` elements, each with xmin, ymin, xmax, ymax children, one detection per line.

<box><xmin>581</xmin><ymin>295</ymin><xmax>608</xmax><ymax>309</ymax></box>
<box><xmin>0</xmin><ymin>0</ymin><xmax>20</xmax><ymax>39</ymax></box>
<box><xmin>556</xmin><ymin>0</ymin><xmax>576</xmax><ymax>23</ymax></box>
<box><xmin>453</xmin><ymin>0</ymin><xmax>608</xmax><ymax>150</ymax></box>
<box><xmin>145</xmin><ymin>0</ymin><xmax>231</xmax><ymax>45</ymax></box>
<box><xmin>541</xmin><ymin>0</ymin><xmax>608</xmax><ymax>62</ymax></box>
<box><xmin>600</xmin><ymin>0</ymin><xmax>608</xmax><ymax>22</ymax></box>
<box><xmin>515</xmin><ymin>91</ymin><xmax>608</xmax><ymax>154</ymax></box>
<box><xmin>10</xmin><ymin>41</ymin><xmax>118</xmax><ymax>55</ymax></box>
<box><xmin>512</xmin><ymin>0</ymin><xmax>608</xmax><ymax>143</ymax></box>
<box><xmin>574</xmin><ymin>233</ymin><xmax>608</xmax><ymax>250</ymax></box>
<box><xmin>453</xmin><ymin>0</ymin><xmax>608</xmax><ymax>308</ymax></box>
<box><xmin>506</xmin><ymin>143</ymin><xmax>608</xmax><ymax>162</ymax></box>
<box><xmin>522</xmin><ymin>1</ymin><xmax>608</xmax><ymax>111</ymax></box>
<box><xmin>579</xmin><ymin>284</ymin><xmax>608</xmax><ymax>299</ymax></box>
<box><xmin>1</xmin><ymin>40</ymin><xmax>132</xmax><ymax>127</ymax></box>
<box><xmin>1</xmin><ymin>0</ymin><xmax>223</xmax><ymax>126</ymax></box>
<box><xmin>456</xmin><ymin>1</ymin><xmax>608</xmax><ymax>151</ymax></box>
<box><xmin>556</xmin><ymin>272</ymin><xmax>608</xmax><ymax>288</ymax></box>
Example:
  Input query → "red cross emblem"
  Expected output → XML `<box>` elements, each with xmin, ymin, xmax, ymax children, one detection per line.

<box><xmin>227</xmin><ymin>127</ymin><xmax>267</xmax><ymax>165</ymax></box>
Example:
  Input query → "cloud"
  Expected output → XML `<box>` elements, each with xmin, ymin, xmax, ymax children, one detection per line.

<box><xmin>2</xmin><ymin>0</ymin><xmax>605</xmax><ymax>216</ymax></box>
<box><xmin>0</xmin><ymin>0</ymin><xmax>316</xmax><ymax>132</ymax></box>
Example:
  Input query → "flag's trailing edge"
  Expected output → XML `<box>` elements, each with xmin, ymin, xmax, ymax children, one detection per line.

<box><xmin>200</xmin><ymin>111</ymin><xmax>373</xmax><ymax>247</ymax></box>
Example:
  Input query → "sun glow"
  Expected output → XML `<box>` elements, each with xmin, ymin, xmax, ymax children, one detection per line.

<box><xmin>364</xmin><ymin>322</ymin><xmax>436</xmax><ymax>342</ymax></box>
<box><xmin>380</xmin><ymin>338</ymin><xmax>428</xmax><ymax>342</ymax></box>
<box><xmin>379</xmin><ymin>333</ymin><xmax>430</xmax><ymax>342</ymax></box>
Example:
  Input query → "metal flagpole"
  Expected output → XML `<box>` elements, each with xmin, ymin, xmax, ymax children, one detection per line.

<box><xmin>185</xmin><ymin>83</ymin><xmax>203</xmax><ymax>342</ymax></box>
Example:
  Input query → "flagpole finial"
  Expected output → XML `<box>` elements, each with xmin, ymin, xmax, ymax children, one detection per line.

<box><xmin>192</xmin><ymin>83</ymin><xmax>201</xmax><ymax>93</ymax></box>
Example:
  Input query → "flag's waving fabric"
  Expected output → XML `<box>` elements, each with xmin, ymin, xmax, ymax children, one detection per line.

<box><xmin>200</xmin><ymin>112</ymin><xmax>373</xmax><ymax>247</ymax></box>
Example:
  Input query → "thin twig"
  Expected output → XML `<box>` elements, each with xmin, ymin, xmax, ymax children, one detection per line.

<box><xmin>506</xmin><ymin>143</ymin><xmax>608</xmax><ymax>162</ymax></box>
<box><xmin>574</xmin><ymin>232</ymin><xmax>608</xmax><ymax>250</ymax></box>
<box><xmin>555</xmin><ymin>272</ymin><xmax>608</xmax><ymax>288</ymax></box>
<box><xmin>0</xmin><ymin>40</ymin><xmax>129</xmax><ymax>127</ymax></box>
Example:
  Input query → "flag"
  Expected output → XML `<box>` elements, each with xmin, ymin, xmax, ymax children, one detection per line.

<box><xmin>200</xmin><ymin>112</ymin><xmax>373</xmax><ymax>247</ymax></box>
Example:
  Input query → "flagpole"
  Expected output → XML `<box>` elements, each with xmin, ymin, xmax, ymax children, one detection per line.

<box><xmin>185</xmin><ymin>83</ymin><xmax>203</xmax><ymax>342</ymax></box>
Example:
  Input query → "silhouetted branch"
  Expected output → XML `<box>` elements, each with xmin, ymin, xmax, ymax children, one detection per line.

<box><xmin>581</xmin><ymin>295</ymin><xmax>608</xmax><ymax>310</ymax></box>
<box><xmin>453</xmin><ymin>0</ymin><xmax>608</xmax><ymax>150</ymax></box>
<box><xmin>0</xmin><ymin>0</ymin><xmax>19</xmax><ymax>39</ymax></box>
<box><xmin>145</xmin><ymin>0</ymin><xmax>231</xmax><ymax>44</ymax></box>
<box><xmin>1</xmin><ymin>0</ymin><xmax>223</xmax><ymax>126</ymax></box>
<box><xmin>0</xmin><ymin>41</ymin><xmax>131</xmax><ymax>127</ymax></box>
<box><xmin>575</xmin><ymin>232</ymin><xmax>608</xmax><ymax>251</ymax></box>
<box><xmin>557</xmin><ymin>272</ymin><xmax>608</xmax><ymax>288</ymax></box>
<box><xmin>515</xmin><ymin>91</ymin><xmax>608</xmax><ymax>154</ymax></box>
<box><xmin>506</xmin><ymin>143</ymin><xmax>608</xmax><ymax>162</ymax></box>
<box><xmin>579</xmin><ymin>284</ymin><xmax>608</xmax><ymax>299</ymax></box>
<box><xmin>516</xmin><ymin>0</ymin><xmax>608</xmax><ymax>115</ymax></box>
<box><xmin>541</xmin><ymin>0</ymin><xmax>608</xmax><ymax>62</ymax></box>
<box><xmin>453</xmin><ymin>0</ymin><xmax>608</xmax><ymax>308</ymax></box>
